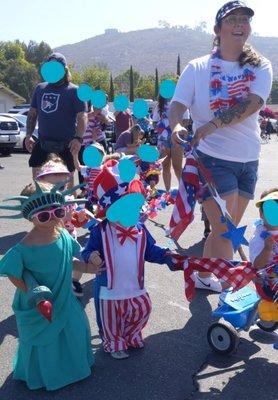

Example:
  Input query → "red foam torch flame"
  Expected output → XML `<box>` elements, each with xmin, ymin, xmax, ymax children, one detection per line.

<box><xmin>37</xmin><ymin>300</ymin><xmax>53</xmax><ymax>322</ymax></box>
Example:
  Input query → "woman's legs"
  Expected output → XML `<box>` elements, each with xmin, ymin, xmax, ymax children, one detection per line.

<box><xmin>171</xmin><ymin>143</ymin><xmax>184</xmax><ymax>181</ymax></box>
<box><xmin>203</xmin><ymin>192</ymin><xmax>238</xmax><ymax>261</ymax></box>
<box><xmin>235</xmin><ymin>195</ymin><xmax>250</xmax><ymax>225</ymax></box>
<box><xmin>200</xmin><ymin>192</ymin><xmax>250</xmax><ymax>279</ymax></box>
<box><xmin>161</xmin><ymin>148</ymin><xmax>172</xmax><ymax>191</ymax></box>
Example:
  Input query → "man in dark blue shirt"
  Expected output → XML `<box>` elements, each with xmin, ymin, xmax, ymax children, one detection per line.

<box><xmin>26</xmin><ymin>53</ymin><xmax>87</xmax><ymax>185</ymax></box>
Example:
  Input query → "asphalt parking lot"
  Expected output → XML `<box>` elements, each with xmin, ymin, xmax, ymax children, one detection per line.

<box><xmin>0</xmin><ymin>141</ymin><xmax>277</xmax><ymax>400</ymax></box>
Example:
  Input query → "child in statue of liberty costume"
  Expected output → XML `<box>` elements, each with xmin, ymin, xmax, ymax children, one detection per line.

<box><xmin>0</xmin><ymin>181</ymin><xmax>104</xmax><ymax>390</ymax></box>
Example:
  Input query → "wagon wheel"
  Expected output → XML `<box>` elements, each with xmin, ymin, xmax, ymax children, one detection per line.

<box><xmin>257</xmin><ymin>320</ymin><xmax>278</xmax><ymax>332</ymax></box>
<box><xmin>207</xmin><ymin>320</ymin><xmax>240</xmax><ymax>355</ymax></box>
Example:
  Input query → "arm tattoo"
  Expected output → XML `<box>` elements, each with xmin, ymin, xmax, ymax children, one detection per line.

<box><xmin>218</xmin><ymin>99</ymin><xmax>251</xmax><ymax>126</ymax></box>
<box><xmin>26</xmin><ymin>109</ymin><xmax>37</xmax><ymax>136</ymax></box>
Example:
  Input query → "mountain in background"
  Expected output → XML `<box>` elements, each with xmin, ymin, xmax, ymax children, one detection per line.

<box><xmin>55</xmin><ymin>27</ymin><xmax>278</xmax><ymax>78</ymax></box>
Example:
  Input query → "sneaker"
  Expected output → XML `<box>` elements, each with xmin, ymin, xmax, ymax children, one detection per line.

<box><xmin>194</xmin><ymin>273</ymin><xmax>222</xmax><ymax>293</ymax></box>
<box><xmin>111</xmin><ymin>350</ymin><xmax>129</xmax><ymax>360</ymax></box>
<box><xmin>72</xmin><ymin>280</ymin><xmax>84</xmax><ymax>298</ymax></box>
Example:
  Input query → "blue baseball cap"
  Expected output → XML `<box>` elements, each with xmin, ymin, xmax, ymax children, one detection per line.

<box><xmin>47</xmin><ymin>52</ymin><xmax>67</xmax><ymax>66</ymax></box>
<box><xmin>215</xmin><ymin>1</ymin><xmax>254</xmax><ymax>25</ymax></box>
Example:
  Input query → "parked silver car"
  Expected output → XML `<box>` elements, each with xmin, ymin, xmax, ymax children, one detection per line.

<box><xmin>0</xmin><ymin>115</ymin><xmax>20</xmax><ymax>155</ymax></box>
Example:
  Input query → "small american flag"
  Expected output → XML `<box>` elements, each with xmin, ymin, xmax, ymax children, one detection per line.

<box><xmin>169</xmin><ymin>152</ymin><xmax>200</xmax><ymax>240</ymax></box>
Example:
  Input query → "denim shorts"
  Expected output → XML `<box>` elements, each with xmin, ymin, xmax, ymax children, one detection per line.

<box><xmin>196</xmin><ymin>151</ymin><xmax>259</xmax><ymax>201</ymax></box>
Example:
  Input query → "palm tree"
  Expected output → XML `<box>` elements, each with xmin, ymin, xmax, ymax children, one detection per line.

<box><xmin>177</xmin><ymin>54</ymin><xmax>181</xmax><ymax>77</ymax></box>
<box><xmin>129</xmin><ymin>66</ymin><xmax>134</xmax><ymax>102</ymax></box>
<box><xmin>109</xmin><ymin>74</ymin><xmax>114</xmax><ymax>101</ymax></box>
<box><xmin>155</xmin><ymin>68</ymin><xmax>159</xmax><ymax>99</ymax></box>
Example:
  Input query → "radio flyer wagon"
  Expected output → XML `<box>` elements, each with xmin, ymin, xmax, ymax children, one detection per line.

<box><xmin>207</xmin><ymin>286</ymin><xmax>278</xmax><ymax>354</ymax></box>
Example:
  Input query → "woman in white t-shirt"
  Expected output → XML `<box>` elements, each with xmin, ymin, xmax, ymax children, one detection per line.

<box><xmin>170</xmin><ymin>1</ymin><xmax>273</xmax><ymax>292</ymax></box>
<box><xmin>152</xmin><ymin>95</ymin><xmax>184</xmax><ymax>191</ymax></box>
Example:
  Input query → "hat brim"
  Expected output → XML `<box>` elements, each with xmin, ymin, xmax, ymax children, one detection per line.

<box><xmin>36</xmin><ymin>171</ymin><xmax>71</xmax><ymax>179</ymax></box>
<box><xmin>47</xmin><ymin>53</ymin><xmax>67</xmax><ymax>67</ymax></box>
<box><xmin>221</xmin><ymin>5</ymin><xmax>254</xmax><ymax>20</ymax></box>
<box><xmin>216</xmin><ymin>4</ymin><xmax>254</xmax><ymax>25</ymax></box>
<box><xmin>255</xmin><ymin>192</ymin><xmax>278</xmax><ymax>207</ymax></box>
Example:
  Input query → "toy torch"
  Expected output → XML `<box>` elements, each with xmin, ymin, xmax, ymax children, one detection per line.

<box><xmin>23</xmin><ymin>270</ymin><xmax>53</xmax><ymax>322</ymax></box>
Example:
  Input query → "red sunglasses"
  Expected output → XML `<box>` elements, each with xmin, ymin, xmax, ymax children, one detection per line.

<box><xmin>32</xmin><ymin>207</ymin><xmax>66</xmax><ymax>223</ymax></box>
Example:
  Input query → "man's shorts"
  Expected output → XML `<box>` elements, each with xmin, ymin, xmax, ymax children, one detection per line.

<box><xmin>29</xmin><ymin>141</ymin><xmax>75</xmax><ymax>172</ymax></box>
<box><xmin>196</xmin><ymin>151</ymin><xmax>259</xmax><ymax>201</ymax></box>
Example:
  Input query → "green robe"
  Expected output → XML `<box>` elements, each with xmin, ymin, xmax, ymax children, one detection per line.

<box><xmin>0</xmin><ymin>229</ymin><xmax>94</xmax><ymax>390</ymax></box>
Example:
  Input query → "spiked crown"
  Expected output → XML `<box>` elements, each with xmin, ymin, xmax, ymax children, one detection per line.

<box><xmin>0</xmin><ymin>181</ymin><xmax>86</xmax><ymax>220</ymax></box>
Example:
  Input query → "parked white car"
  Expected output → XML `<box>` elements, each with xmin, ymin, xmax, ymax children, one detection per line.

<box><xmin>0</xmin><ymin>116</ymin><xmax>20</xmax><ymax>155</ymax></box>
<box><xmin>0</xmin><ymin>114</ymin><xmax>38</xmax><ymax>151</ymax></box>
<box><xmin>8</xmin><ymin>104</ymin><xmax>30</xmax><ymax>116</ymax></box>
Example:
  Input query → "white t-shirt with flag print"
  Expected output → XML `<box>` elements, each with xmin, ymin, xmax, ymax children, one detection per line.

<box><xmin>172</xmin><ymin>54</ymin><xmax>273</xmax><ymax>162</ymax></box>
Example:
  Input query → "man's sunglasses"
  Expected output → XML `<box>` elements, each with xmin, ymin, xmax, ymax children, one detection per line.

<box><xmin>32</xmin><ymin>207</ymin><xmax>66</xmax><ymax>223</ymax></box>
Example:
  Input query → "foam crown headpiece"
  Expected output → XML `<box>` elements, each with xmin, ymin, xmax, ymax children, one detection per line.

<box><xmin>0</xmin><ymin>181</ymin><xmax>86</xmax><ymax>220</ymax></box>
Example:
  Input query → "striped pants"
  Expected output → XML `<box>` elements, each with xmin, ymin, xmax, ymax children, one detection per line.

<box><xmin>100</xmin><ymin>293</ymin><xmax>152</xmax><ymax>353</ymax></box>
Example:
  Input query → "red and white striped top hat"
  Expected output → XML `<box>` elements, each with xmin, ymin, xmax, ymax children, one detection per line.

<box><xmin>93</xmin><ymin>159</ymin><xmax>145</xmax><ymax>211</ymax></box>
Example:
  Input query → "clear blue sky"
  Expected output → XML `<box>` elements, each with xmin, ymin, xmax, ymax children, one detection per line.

<box><xmin>2</xmin><ymin>0</ymin><xmax>277</xmax><ymax>48</ymax></box>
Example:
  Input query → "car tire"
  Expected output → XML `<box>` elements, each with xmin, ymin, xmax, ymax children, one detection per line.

<box><xmin>23</xmin><ymin>138</ymin><xmax>27</xmax><ymax>152</ymax></box>
<box><xmin>0</xmin><ymin>148</ymin><xmax>12</xmax><ymax>156</ymax></box>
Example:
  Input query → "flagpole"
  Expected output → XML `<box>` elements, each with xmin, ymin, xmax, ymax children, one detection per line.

<box><xmin>178</xmin><ymin>135</ymin><xmax>247</xmax><ymax>261</ymax></box>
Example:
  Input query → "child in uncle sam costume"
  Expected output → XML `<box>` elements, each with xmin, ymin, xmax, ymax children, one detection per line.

<box><xmin>249</xmin><ymin>188</ymin><xmax>278</xmax><ymax>329</ymax></box>
<box><xmin>0</xmin><ymin>181</ymin><xmax>104</xmax><ymax>390</ymax></box>
<box><xmin>81</xmin><ymin>159</ymin><xmax>178</xmax><ymax>360</ymax></box>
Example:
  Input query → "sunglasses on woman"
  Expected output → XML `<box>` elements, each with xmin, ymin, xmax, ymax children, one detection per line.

<box><xmin>223</xmin><ymin>15</ymin><xmax>252</xmax><ymax>25</ymax></box>
<box><xmin>32</xmin><ymin>207</ymin><xmax>66</xmax><ymax>223</ymax></box>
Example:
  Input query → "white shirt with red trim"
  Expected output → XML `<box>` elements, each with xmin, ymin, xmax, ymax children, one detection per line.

<box><xmin>99</xmin><ymin>225</ymin><xmax>146</xmax><ymax>300</ymax></box>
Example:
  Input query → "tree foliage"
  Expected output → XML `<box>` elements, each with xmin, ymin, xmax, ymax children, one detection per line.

<box><xmin>81</xmin><ymin>64</ymin><xmax>110</xmax><ymax>92</ymax></box>
<box><xmin>113</xmin><ymin>68</ymin><xmax>141</xmax><ymax>94</ymax></box>
<box><xmin>25</xmin><ymin>40</ymin><xmax>52</xmax><ymax>67</ymax></box>
<box><xmin>134</xmin><ymin>75</ymin><xmax>154</xmax><ymax>99</ymax></box>
<box><xmin>0</xmin><ymin>41</ymin><xmax>26</xmax><ymax>61</ymax></box>
<box><xmin>3</xmin><ymin>61</ymin><xmax>39</xmax><ymax>101</ymax></box>
<box><xmin>160</xmin><ymin>72</ymin><xmax>178</xmax><ymax>83</ymax></box>
<box><xmin>0</xmin><ymin>40</ymin><xmax>43</xmax><ymax>100</ymax></box>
